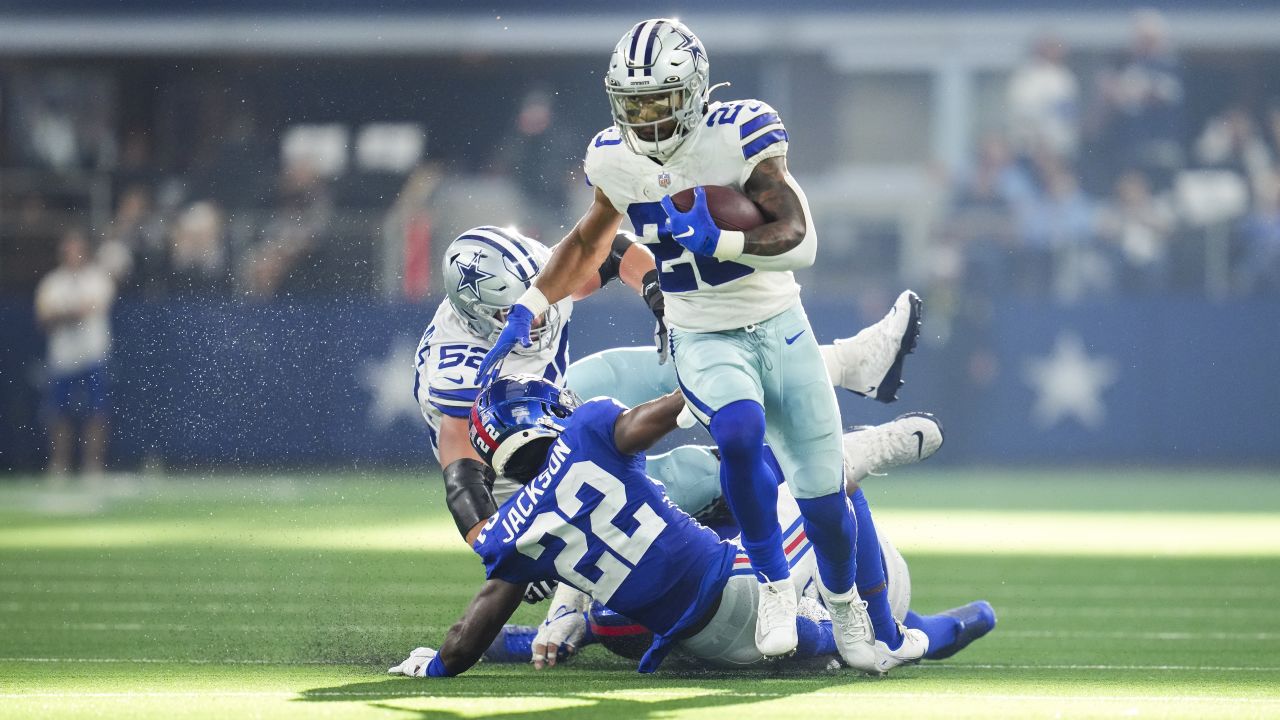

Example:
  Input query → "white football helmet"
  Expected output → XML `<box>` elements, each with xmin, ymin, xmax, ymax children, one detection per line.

<box><xmin>442</xmin><ymin>226</ymin><xmax>563</xmax><ymax>353</ymax></box>
<box><xmin>605</xmin><ymin>18</ymin><xmax>710</xmax><ymax>161</ymax></box>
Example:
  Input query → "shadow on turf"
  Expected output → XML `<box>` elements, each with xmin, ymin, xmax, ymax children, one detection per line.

<box><xmin>300</xmin><ymin>662</ymin><xmax>861</xmax><ymax>719</ymax></box>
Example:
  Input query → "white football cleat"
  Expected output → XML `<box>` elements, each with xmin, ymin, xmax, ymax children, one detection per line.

<box><xmin>820</xmin><ymin>584</ymin><xmax>877</xmax><ymax>672</ymax></box>
<box><xmin>754</xmin><ymin>577</ymin><xmax>799</xmax><ymax>658</ymax></box>
<box><xmin>874</xmin><ymin>624</ymin><xmax>929</xmax><ymax>674</ymax></box>
<box><xmin>826</xmin><ymin>290</ymin><xmax>922</xmax><ymax>403</ymax></box>
<box><xmin>843</xmin><ymin>412</ymin><xmax>944</xmax><ymax>486</ymax></box>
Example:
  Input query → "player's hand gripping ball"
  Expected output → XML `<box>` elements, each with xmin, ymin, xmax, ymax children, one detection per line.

<box><xmin>660</xmin><ymin>186</ymin><xmax>722</xmax><ymax>257</ymax></box>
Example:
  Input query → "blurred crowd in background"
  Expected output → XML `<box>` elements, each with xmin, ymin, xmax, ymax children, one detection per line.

<box><xmin>5</xmin><ymin>8</ymin><xmax>1280</xmax><ymax>309</ymax></box>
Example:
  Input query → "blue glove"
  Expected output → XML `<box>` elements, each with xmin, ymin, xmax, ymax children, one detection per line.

<box><xmin>660</xmin><ymin>186</ymin><xmax>721</xmax><ymax>257</ymax></box>
<box><xmin>477</xmin><ymin>303</ymin><xmax>535</xmax><ymax>384</ymax></box>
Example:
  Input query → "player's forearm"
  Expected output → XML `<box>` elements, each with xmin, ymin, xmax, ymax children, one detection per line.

<box><xmin>614</xmin><ymin>390</ymin><xmax>685</xmax><ymax>455</ymax></box>
<box><xmin>731</xmin><ymin>157</ymin><xmax>817</xmax><ymax>269</ymax></box>
<box><xmin>437</xmin><ymin>580</ymin><xmax>524</xmax><ymax>675</ymax></box>
<box><xmin>618</xmin><ymin>241</ymin><xmax>656</xmax><ymax>294</ymax></box>
<box><xmin>533</xmin><ymin>227</ymin><xmax>612</xmax><ymax>306</ymax></box>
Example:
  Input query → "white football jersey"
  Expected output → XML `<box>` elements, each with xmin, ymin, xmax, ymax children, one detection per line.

<box><xmin>584</xmin><ymin>98</ymin><xmax>801</xmax><ymax>333</ymax></box>
<box><xmin>413</xmin><ymin>296</ymin><xmax>573</xmax><ymax>466</ymax></box>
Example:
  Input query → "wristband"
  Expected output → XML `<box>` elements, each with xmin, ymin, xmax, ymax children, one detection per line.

<box><xmin>426</xmin><ymin>654</ymin><xmax>453</xmax><ymax>677</ymax></box>
<box><xmin>515</xmin><ymin>287</ymin><xmax>551</xmax><ymax>317</ymax></box>
<box><xmin>713</xmin><ymin>231</ymin><xmax>745</xmax><ymax>261</ymax></box>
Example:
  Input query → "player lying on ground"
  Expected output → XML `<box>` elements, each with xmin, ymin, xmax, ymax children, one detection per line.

<box><xmin>475</xmin><ymin>18</ymin><xmax>904</xmax><ymax>670</ymax></box>
<box><xmin>395</xmin><ymin>385</ymin><xmax>993</xmax><ymax>673</ymax></box>
<box><xmin>387</xmin><ymin>375</ymin><xmax>991</xmax><ymax>678</ymax></box>
<box><xmin>419</xmin><ymin>227</ymin><xmax>923</xmax><ymax>607</ymax></box>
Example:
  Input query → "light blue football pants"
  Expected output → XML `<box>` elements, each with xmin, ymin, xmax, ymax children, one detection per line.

<box><xmin>668</xmin><ymin>303</ymin><xmax>844</xmax><ymax>500</ymax></box>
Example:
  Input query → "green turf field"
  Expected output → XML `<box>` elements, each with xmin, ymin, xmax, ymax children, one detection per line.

<box><xmin>2</xmin><ymin>470</ymin><xmax>1278</xmax><ymax>719</ymax></box>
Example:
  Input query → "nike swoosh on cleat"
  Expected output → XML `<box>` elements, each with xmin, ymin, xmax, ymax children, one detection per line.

<box><xmin>785</xmin><ymin>330</ymin><xmax>806</xmax><ymax>345</ymax></box>
<box><xmin>911</xmin><ymin>430</ymin><xmax>924</xmax><ymax>459</ymax></box>
<box><xmin>673</xmin><ymin>227</ymin><xmax>696</xmax><ymax>239</ymax></box>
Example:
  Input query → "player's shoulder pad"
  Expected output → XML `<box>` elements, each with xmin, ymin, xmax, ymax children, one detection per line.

<box><xmin>583</xmin><ymin>125</ymin><xmax>624</xmax><ymax>186</ymax></box>
<box><xmin>704</xmin><ymin>98</ymin><xmax>789</xmax><ymax>163</ymax></box>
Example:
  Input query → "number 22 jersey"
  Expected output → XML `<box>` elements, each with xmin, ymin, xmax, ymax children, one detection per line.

<box><xmin>584</xmin><ymin>98</ymin><xmax>803</xmax><ymax>333</ymax></box>
<box><xmin>472</xmin><ymin>398</ymin><xmax>736</xmax><ymax>672</ymax></box>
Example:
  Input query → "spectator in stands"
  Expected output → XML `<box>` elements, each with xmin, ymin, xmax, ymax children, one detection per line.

<box><xmin>1097</xmin><ymin>170</ymin><xmax>1178</xmax><ymax>291</ymax></box>
<box><xmin>1020</xmin><ymin>158</ymin><xmax>1109</xmax><ymax>300</ymax></box>
<box><xmin>242</xmin><ymin>162</ymin><xmax>333</xmax><ymax>297</ymax></box>
<box><xmin>1195</xmin><ymin>105</ymin><xmax>1274</xmax><ymax>202</ymax></box>
<box><xmin>1094</xmin><ymin>9</ymin><xmax>1185</xmax><ymax>190</ymax></box>
<box><xmin>34</xmin><ymin>228</ymin><xmax>117</xmax><ymax>482</ymax></box>
<box><xmin>1235</xmin><ymin>173</ymin><xmax>1280</xmax><ymax>294</ymax></box>
<box><xmin>98</xmin><ymin>184</ymin><xmax>167</xmax><ymax>290</ymax></box>
<box><xmin>1007</xmin><ymin>33</ymin><xmax>1081</xmax><ymax>163</ymax></box>
<box><xmin>952</xmin><ymin>135</ymin><xmax>1036</xmax><ymax>295</ymax></box>
<box><xmin>168</xmin><ymin>200</ymin><xmax>230</xmax><ymax>295</ymax></box>
<box><xmin>492</xmin><ymin>88</ymin><xmax>580</xmax><ymax>240</ymax></box>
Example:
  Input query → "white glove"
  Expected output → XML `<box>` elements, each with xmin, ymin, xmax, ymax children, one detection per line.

<box><xmin>532</xmin><ymin>585</ymin><xmax>592</xmax><ymax>670</ymax></box>
<box><xmin>388</xmin><ymin>646</ymin><xmax>438</xmax><ymax>677</ymax></box>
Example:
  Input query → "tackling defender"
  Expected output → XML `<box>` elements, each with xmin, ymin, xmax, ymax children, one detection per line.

<box><xmin>475</xmin><ymin>19</ymin><xmax>913</xmax><ymax>670</ymax></box>
<box><xmin>389</xmin><ymin>376</ymin><xmax>981</xmax><ymax>679</ymax></box>
<box><xmin>421</xmin><ymin>226</ymin><xmax>922</xmax><ymax>513</ymax></box>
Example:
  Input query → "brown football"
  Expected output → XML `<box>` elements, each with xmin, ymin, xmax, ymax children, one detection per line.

<box><xmin>670</xmin><ymin>185</ymin><xmax>766</xmax><ymax>231</ymax></box>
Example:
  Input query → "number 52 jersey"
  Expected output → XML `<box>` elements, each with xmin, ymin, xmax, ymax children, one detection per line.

<box><xmin>472</xmin><ymin>398</ymin><xmax>737</xmax><ymax>672</ymax></box>
<box><xmin>584</xmin><ymin>98</ymin><xmax>804</xmax><ymax>333</ymax></box>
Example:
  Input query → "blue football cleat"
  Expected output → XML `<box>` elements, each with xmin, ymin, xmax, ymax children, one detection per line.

<box><xmin>925</xmin><ymin>600</ymin><xmax>997</xmax><ymax>660</ymax></box>
<box><xmin>483</xmin><ymin>624</ymin><xmax>538</xmax><ymax>663</ymax></box>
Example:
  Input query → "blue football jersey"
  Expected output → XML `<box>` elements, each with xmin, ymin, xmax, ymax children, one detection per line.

<box><xmin>472</xmin><ymin>398</ymin><xmax>736</xmax><ymax>671</ymax></box>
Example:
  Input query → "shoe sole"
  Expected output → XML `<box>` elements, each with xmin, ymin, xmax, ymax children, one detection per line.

<box><xmin>872</xmin><ymin>292</ymin><xmax>922</xmax><ymax>403</ymax></box>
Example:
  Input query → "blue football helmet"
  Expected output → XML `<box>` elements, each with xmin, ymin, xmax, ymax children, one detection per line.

<box><xmin>469</xmin><ymin>374</ymin><xmax>581</xmax><ymax>480</ymax></box>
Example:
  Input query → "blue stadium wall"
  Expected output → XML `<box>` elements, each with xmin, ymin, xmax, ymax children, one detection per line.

<box><xmin>2</xmin><ymin>292</ymin><xmax>1278</xmax><ymax>471</ymax></box>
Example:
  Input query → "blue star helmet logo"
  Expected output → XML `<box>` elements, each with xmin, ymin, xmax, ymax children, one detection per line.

<box><xmin>455</xmin><ymin>253</ymin><xmax>495</xmax><ymax>299</ymax></box>
<box><xmin>672</xmin><ymin>27</ymin><xmax>705</xmax><ymax>65</ymax></box>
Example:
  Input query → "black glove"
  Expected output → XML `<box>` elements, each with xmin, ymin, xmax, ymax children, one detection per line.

<box><xmin>642</xmin><ymin>270</ymin><xmax>669</xmax><ymax>365</ymax></box>
<box><xmin>523</xmin><ymin>579</ymin><xmax>558</xmax><ymax>604</ymax></box>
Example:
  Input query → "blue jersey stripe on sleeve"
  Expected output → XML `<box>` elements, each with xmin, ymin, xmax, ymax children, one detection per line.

<box><xmin>739</xmin><ymin>112</ymin><xmax>781</xmax><ymax>140</ymax></box>
<box><xmin>743</xmin><ymin>129</ymin><xmax>789</xmax><ymax>160</ymax></box>
<box><xmin>430</xmin><ymin>386</ymin><xmax>480</xmax><ymax>403</ymax></box>
<box><xmin>430</xmin><ymin>400</ymin><xmax>472</xmax><ymax>418</ymax></box>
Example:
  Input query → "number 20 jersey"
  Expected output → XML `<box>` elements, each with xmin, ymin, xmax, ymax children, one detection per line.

<box><xmin>583</xmin><ymin>98</ymin><xmax>801</xmax><ymax>333</ymax></box>
<box><xmin>472</xmin><ymin>399</ymin><xmax>736</xmax><ymax>664</ymax></box>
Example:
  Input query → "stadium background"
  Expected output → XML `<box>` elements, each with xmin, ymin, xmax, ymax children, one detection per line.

<box><xmin>4</xmin><ymin>3</ymin><xmax>1280</xmax><ymax>472</ymax></box>
<box><xmin>1</xmin><ymin>4</ymin><xmax>1279</xmax><ymax>719</ymax></box>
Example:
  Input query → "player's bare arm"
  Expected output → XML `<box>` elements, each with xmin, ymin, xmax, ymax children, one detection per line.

<box><xmin>537</xmin><ymin>188</ymin><xmax>625</xmax><ymax>305</ymax></box>
<box><xmin>571</xmin><ymin>233</ymin><xmax>657</xmax><ymax>301</ymax></box>
<box><xmin>612</xmin><ymin>390</ymin><xmax>685</xmax><ymax>455</ymax></box>
<box><xmin>436</xmin><ymin>577</ymin><xmax>526</xmax><ymax>674</ymax></box>
<box><xmin>438</xmin><ymin>416</ymin><xmax>484</xmax><ymax>466</ymax></box>
<box><xmin>741</xmin><ymin>156</ymin><xmax>809</xmax><ymax>257</ymax></box>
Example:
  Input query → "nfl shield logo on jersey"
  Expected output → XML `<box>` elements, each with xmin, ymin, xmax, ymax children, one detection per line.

<box><xmin>657</xmin><ymin>172</ymin><xmax>671</xmax><ymax>188</ymax></box>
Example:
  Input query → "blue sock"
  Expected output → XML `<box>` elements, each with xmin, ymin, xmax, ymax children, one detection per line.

<box><xmin>850</xmin><ymin>488</ymin><xmax>903</xmax><ymax>648</ymax></box>
<box><xmin>795</xmin><ymin>615</ymin><xmax>837</xmax><ymax>658</ymax></box>
<box><xmin>795</xmin><ymin>492</ymin><xmax>857</xmax><ymax>595</ymax></box>
<box><xmin>905</xmin><ymin>610</ymin><xmax>960</xmax><ymax>656</ymax></box>
<box><xmin>710</xmin><ymin>400</ymin><xmax>788</xmax><ymax>583</ymax></box>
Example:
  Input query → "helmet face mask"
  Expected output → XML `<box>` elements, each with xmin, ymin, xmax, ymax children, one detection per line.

<box><xmin>442</xmin><ymin>227</ymin><xmax>563</xmax><ymax>354</ymax></box>
<box><xmin>605</xmin><ymin>19</ymin><xmax>709</xmax><ymax>160</ymax></box>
